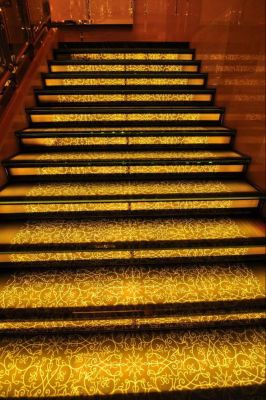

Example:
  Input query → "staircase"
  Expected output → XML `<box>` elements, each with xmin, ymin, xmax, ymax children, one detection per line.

<box><xmin>0</xmin><ymin>42</ymin><xmax>265</xmax><ymax>399</ymax></box>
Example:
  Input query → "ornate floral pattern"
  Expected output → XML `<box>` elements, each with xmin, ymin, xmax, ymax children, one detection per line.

<box><xmin>11</xmin><ymin>217</ymin><xmax>248</xmax><ymax>245</ymax></box>
<box><xmin>24</xmin><ymin>180</ymin><xmax>243</xmax><ymax>198</ymax></box>
<box><xmin>33</xmin><ymin>150</ymin><xmax>233</xmax><ymax>161</ymax></box>
<box><xmin>48</xmin><ymin>77</ymin><xmax>204</xmax><ymax>86</ymax></box>
<box><xmin>0</xmin><ymin>328</ymin><xmax>264</xmax><ymax>397</ymax></box>
<box><xmin>53</xmin><ymin>64</ymin><xmax>197</xmax><ymax>72</ymax></box>
<box><xmin>55</xmin><ymin>93</ymin><xmax>198</xmax><ymax>102</ymax></box>
<box><xmin>0</xmin><ymin>264</ymin><xmax>264</xmax><ymax>309</ymax></box>
<box><xmin>50</xmin><ymin>112</ymin><xmax>204</xmax><ymax>122</ymax></box>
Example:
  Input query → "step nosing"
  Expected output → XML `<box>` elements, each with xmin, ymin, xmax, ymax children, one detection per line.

<box><xmin>1</xmin><ymin>300</ymin><xmax>264</xmax><ymax>316</ymax></box>
<box><xmin>0</xmin><ymin>193</ymin><xmax>262</xmax><ymax>203</ymax></box>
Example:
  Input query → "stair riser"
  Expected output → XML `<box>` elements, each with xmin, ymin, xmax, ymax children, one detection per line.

<box><xmin>28</xmin><ymin>112</ymin><xmax>223</xmax><ymax>126</ymax></box>
<box><xmin>44</xmin><ymin>77</ymin><xmax>205</xmax><ymax>87</ymax></box>
<box><xmin>37</xmin><ymin>93</ymin><xmax>213</xmax><ymax>106</ymax></box>
<box><xmin>0</xmin><ymin>246</ymin><xmax>265</xmax><ymax>264</ymax></box>
<box><xmin>19</xmin><ymin>136</ymin><xmax>232</xmax><ymax>148</ymax></box>
<box><xmin>50</xmin><ymin>64</ymin><xmax>199</xmax><ymax>73</ymax></box>
<box><xmin>7</xmin><ymin>165</ymin><xmax>246</xmax><ymax>179</ymax></box>
<box><xmin>0</xmin><ymin>200</ymin><xmax>260</xmax><ymax>217</ymax></box>
<box><xmin>22</xmin><ymin>127</ymin><xmax>232</xmax><ymax>132</ymax></box>
<box><xmin>1</xmin><ymin>315</ymin><xmax>265</xmax><ymax>336</ymax></box>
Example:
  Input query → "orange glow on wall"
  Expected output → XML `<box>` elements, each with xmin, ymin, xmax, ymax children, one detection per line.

<box><xmin>50</xmin><ymin>0</ymin><xmax>133</xmax><ymax>24</ymax></box>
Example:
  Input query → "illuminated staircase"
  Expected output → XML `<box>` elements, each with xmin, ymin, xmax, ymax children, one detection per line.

<box><xmin>0</xmin><ymin>42</ymin><xmax>265</xmax><ymax>399</ymax></box>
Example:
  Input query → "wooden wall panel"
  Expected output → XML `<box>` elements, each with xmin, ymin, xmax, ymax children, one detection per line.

<box><xmin>89</xmin><ymin>0</ymin><xmax>133</xmax><ymax>25</ymax></box>
<box><xmin>50</xmin><ymin>0</ymin><xmax>88</xmax><ymax>22</ymax></box>
<box><xmin>50</xmin><ymin>0</ymin><xmax>133</xmax><ymax>25</ymax></box>
<box><xmin>191</xmin><ymin>0</ymin><xmax>265</xmax><ymax>191</ymax></box>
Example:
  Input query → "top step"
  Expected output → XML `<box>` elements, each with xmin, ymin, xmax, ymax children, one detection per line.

<box><xmin>58</xmin><ymin>42</ymin><xmax>191</xmax><ymax>49</ymax></box>
<box><xmin>54</xmin><ymin>48</ymin><xmax>195</xmax><ymax>61</ymax></box>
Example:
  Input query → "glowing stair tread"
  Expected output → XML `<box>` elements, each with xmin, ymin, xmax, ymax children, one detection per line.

<box><xmin>43</xmin><ymin>72</ymin><xmax>206</xmax><ymax>87</ymax></box>
<box><xmin>0</xmin><ymin>217</ymin><xmax>264</xmax><ymax>255</ymax></box>
<box><xmin>8</xmin><ymin>150</ymin><xmax>244</xmax><ymax>161</ymax></box>
<box><xmin>0</xmin><ymin>180</ymin><xmax>259</xmax><ymax>198</ymax></box>
<box><xmin>5</xmin><ymin>151</ymin><xmax>248</xmax><ymax>177</ymax></box>
<box><xmin>0</xmin><ymin>327</ymin><xmax>265</xmax><ymax>397</ymax></box>
<box><xmin>19</xmin><ymin>134</ymin><xmax>232</xmax><ymax>147</ymax></box>
<box><xmin>36</xmin><ymin>89</ymin><xmax>214</xmax><ymax>104</ymax></box>
<box><xmin>0</xmin><ymin>263</ymin><xmax>264</xmax><ymax>311</ymax></box>
<box><xmin>0</xmin><ymin>180</ymin><xmax>262</xmax><ymax>215</ymax></box>
<box><xmin>49</xmin><ymin>60</ymin><xmax>201</xmax><ymax>73</ymax></box>
<box><xmin>22</xmin><ymin>126</ymin><xmax>231</xmax><ymax>132</ymax></box>
<box><xmin>1</xmin><ymin>313</ymin><xmax>265</xmax><ymax>335</ymax></box>
<box><xmin>27</xmin><ymin>106</ymin><xmax>223</xmax><ymax>124</ymax></box>
<box><xmin>18</xmin><ymin>125</ymin><xmax>234</xmax><ymax>147</ymax></box>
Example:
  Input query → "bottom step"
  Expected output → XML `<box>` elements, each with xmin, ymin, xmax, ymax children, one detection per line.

<box><xmin>0</xmin><ymin>327</ymin><xmax>264</xmax><ymax>398</ymax></box>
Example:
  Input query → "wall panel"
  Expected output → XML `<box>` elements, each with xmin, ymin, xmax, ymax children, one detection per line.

<box><xmin>57</xmin><ymin>0</ymin><xmax>265</xmax><ymax>191</ymax></box>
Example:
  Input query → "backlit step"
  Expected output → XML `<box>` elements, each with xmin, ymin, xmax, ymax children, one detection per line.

<box><xmin>49</xmin><ymin>60</ymin><xmax>200</xmax><ymax>73</ymax></box>
<box><xmin>0</xmin><ymin>180</ymin><xmax>262</xmax><ymax>216</ymax></box>
<box><xmin>36</xmin><ymin>89</ymin><xmax>214</xmax><ymax>106</ymax></box>
<box><xmin>54</xmin><ymin>48</ymin><xmax>195</xmax><ymax>61</ymax></box>
<box><xmin>4</xmin><ymin>151</ymin><xmax>249</xmax><ymax>178</ymax></box>
<box><xmin>27</xmin><ymin>107</ymin><xmax>224</xmax><ymax>126</ymax></box>
<box><xmin>21</xmin><ymin>126</ymin><xmax>233</xmax><ymax>133</ymax></box>
<box><xmin>0</xmin><ymin>262</ymin><xmax>264</xmax><ymax>320</ymax></box>
<box><xmin>18</xmin><ymin>127</ymin><xmax>233</xmax><ymax>149</ymax></box>
<box><xmin>0</xmin><ymin>327</ymin><xmax>264</xmax><ymax>398</ymax></box>
<box><xmin>0</xmin><ymin>217</ymin><xmax>264</xmax><ymax>263</ymax></box>
<box><xmin>0</xmin><ymin>313</ymin><xmax>265</xmax><ymax>335</ymax></box>
<box><xmin>43</xmin><ymin>72</ymin><xmax>207</xmax><ymax>87</ymax></box>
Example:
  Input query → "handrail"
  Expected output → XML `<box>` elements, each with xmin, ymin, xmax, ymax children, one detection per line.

<box><xmin>0</xmin><ymin>0</ymin><xmax>51</xmax><ymax>111</ymax></box>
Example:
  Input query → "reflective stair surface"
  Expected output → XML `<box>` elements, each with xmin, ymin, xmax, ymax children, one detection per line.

<box><xmin>0</xmin><ymin>41</ymin><xmax>265</xmax><ymax>399</ymax></box>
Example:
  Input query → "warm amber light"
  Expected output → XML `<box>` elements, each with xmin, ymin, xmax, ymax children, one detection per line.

<box><xmin>0</xmin><ymin>328</ymin><xmax>264</xmax><ymax>397</ymax></box>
